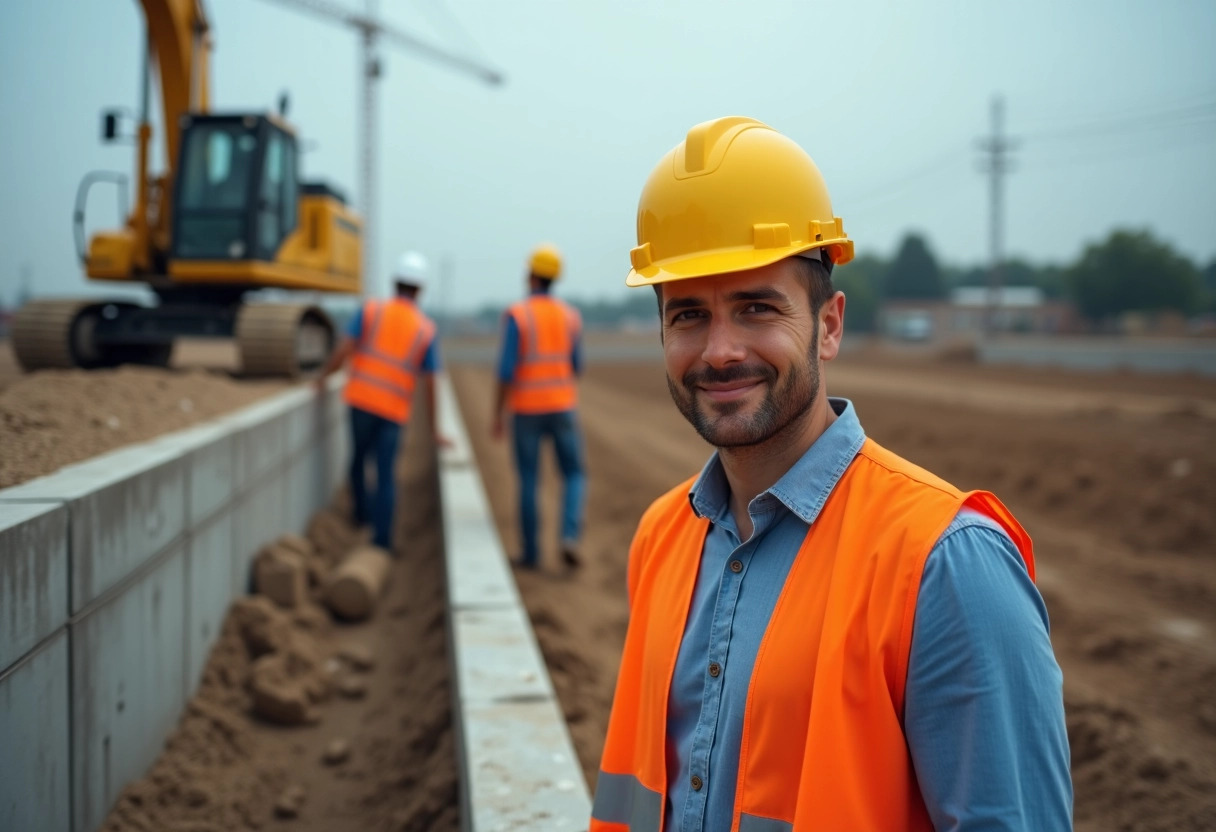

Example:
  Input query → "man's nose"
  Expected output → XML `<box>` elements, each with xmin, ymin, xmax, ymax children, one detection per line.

<box><xmin>701</xmin><ymin>315</ymin><xmax>747</xmax><ymax>368</ymax></box>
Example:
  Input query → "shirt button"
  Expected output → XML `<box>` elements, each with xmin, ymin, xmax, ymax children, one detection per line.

<box><xmin>708</xmin><ymin>662</ymin><xmax>721</xmax><ymax>678</ymax></box>
<box><xmin>729</xmin><ymin>560</ymin><xmax>743</xmax><ymax>573</ymax></box>
<box><xmin>690</xmin><ymin>774</ymin><xmax>703</xmax><ymax>791</ymax></box>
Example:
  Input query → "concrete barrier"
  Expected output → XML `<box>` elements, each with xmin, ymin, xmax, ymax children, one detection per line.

<box><xmin>0</xmin><ymin>377</ymin><xmax>348</xmax><ymax>832</ymax></box>
<box><xmin>437</xmin><ymin>376</ymin><xmax>592</xmax><ymax>831</ymax></box>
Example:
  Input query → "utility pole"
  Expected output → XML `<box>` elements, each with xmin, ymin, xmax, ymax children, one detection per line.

<box><xmin>976</xmin><ymin>95</ymin><xmax>1018</xmax><ymax>334</ymax></box>
<box><xmin>360</xmin><ymin>0</ymin><xmax>381</xmax><ymax>296</ymax></box>
<box><xmin>437</xmin><ymin>253</ymin><xmax>454</xmax><ymax>336</ymax></box>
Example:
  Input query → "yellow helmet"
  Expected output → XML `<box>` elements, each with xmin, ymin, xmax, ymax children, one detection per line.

<box><xmin>529</xmin><ymin>243</ymin><xmax>563</xmax><ymax>280</ymax></box>
<box><xmin>626</xmin><ymin>116</ymin><xmax>853</xmax><ymax>288</ymax></box>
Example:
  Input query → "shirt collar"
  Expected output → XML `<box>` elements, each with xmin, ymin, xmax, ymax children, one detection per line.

<box><xmin>688</xmin><ymin>397</ymin><xmax>866</xmax><ymax>527</ymax></box>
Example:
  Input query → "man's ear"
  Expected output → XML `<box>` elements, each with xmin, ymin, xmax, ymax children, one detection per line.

<box><xmin>819</xmin><ymin>291</ymin><xmax>846</xmax><ymax>362</ymax></box>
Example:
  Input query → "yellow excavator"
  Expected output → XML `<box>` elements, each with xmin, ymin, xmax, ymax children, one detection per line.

<box><xmin>13</xmin><ymin>0</ymin><xmax>360</xmax><ymax>376</ymax></box>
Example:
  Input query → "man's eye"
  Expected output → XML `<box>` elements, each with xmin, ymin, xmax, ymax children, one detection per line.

<box><xmin>670</xmin><ymin>309</ymin><xmax>704</xmax><ymax>323</ymax></box>
<box><xmin>744</xmin><ymin>303</ymin><xmax>774</xmax><ymax>314</ymax></box>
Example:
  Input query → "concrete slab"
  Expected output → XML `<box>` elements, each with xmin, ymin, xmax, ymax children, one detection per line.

<box><xmin>71</xmin><ymin>545</ymin><xmax>187</xmax><ymax>832</ymax></box>
<box><xmin>0</xmin><ymin>631</ymin><xmax>71</xmax><ymax>832</ymax></box>
<box><xmin>283</xmin><ymin>391</ymin><xmax>326</xmax><ymax>457</ymax></box>
<box><xmin>436</xmin><ymin>372</ymin><xmax>474</xmax><ymax>469</ymax></box>
<box><xmin>232</xmin><ymin>468</ymin><xmax>286</xmax><ymax>594</ymax></box>
<box><xmin>442</xmin><ymin>469</ymin><xmax>521</xmax><ymax>610</ymax></box>
<box><xmin>1</xmin><ymin>443</ymin><xmax>187</xmax><ymax>613</ymax></box>
<box><xmin>452</xmin><ymin>607</ymin><xmax>555</xmax><ymax>706</ymax></box>
<box><xmin>213</xmin><ymin>393</ymin><xmax>306</xmax><ymax>492</ymax></box>
<box><xmin>436</xmin><ymin>375</ymin><xmax>592</xmax><ymax>829</ymax></box>
<box><xmin>284</xmin><ymin>450</ymin><xmax>320</xmax><ymax>536</ymax></box>
<box><xmin>461</xmin><ymin>698</ymin><xmax>592</xmax><ymax>832</ymax></box>
<box><xmin>0</xmin><ymin>502</ymin><xmax>68</xmax><ymax>671</ymax></box>
<box><xmin>186</xmin><ymin>510</ymin><xmax>235</xmax><ymax>690</ymax></box>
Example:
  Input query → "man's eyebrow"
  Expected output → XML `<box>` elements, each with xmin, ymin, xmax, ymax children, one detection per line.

<box><xmin>727</xmin><ymin>287</ymin><xmax>789</xmax><ymax>304</ymax></box>
<box><xmin>663</xmin><ymin>296</ymin><xmax>705</xmax><ymax>314</ymax></box>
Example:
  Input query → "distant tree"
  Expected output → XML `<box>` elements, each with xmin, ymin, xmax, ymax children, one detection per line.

<box><xmin>1203</xmin><ymin>259</ymin><xmax>1216</xmax><ymax>313</ymax></box>
<box><xmin>884</xmin><ymin>234</ymin><xmax>944</xmax><ymax>300</ymax></box>
<box><xmin>1066</xmin><ymin>229</ymin><xmax>1201</xmax><ymax>322</ymax></box>
<box><xmin>833</xmin><ymin>256</ymin><xmax>881</xmax><ymax>332</ymax></box>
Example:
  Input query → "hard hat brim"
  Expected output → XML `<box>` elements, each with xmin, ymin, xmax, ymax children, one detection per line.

<box><xmin>626</xmin><ymin>239</ymin><xmax>853</xmax><ymax>287</ymax></box>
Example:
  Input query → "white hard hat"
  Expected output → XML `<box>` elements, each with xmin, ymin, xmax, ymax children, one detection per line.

<box><xmin>393</xmin><ymin>251</ymin><xmax>429</xmax><ymax>290</ymax></box>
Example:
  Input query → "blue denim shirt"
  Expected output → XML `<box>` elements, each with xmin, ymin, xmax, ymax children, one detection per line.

<box><xmin>664</xmin><ymin>398</ymin><xmax>1072</xmax><ymax>831</ymax></box>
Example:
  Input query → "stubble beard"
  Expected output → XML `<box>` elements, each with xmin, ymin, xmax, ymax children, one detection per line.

<box><xmin>667</xmin><ymin>328</ymin><xmax>821</xmax><ymax>450</ymax></box>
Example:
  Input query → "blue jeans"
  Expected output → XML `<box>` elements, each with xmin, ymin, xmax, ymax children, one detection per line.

<box><xmin>349</xmin><ymin>406</ymin><xmax>402</xmax><ymax>550</ymax></box>
<box><xmin>512</xmin><ymin>410</ymin><xmax>586</xmax><ymax>565</ymax></box>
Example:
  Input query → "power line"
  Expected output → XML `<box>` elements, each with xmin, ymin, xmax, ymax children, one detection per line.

<box><xmin>1024</xmin><ymin>103</ymin><xmax>1216</xmax><ymax>143</ymax></box>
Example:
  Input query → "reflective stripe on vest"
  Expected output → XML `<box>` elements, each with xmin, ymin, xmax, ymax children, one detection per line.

<box><xmin>507</xmin><ymin>296</ymin><xmax>580</xmax><ymax>414</ymax></box>
<box><xmin>343</xmin><ymin>299</ymin><xmax>434</xmax><ymax>424</ymax></box>
<box><xmin>590</xmin><ymin>438</ymin><xmax>1034</xmax><ymax>832</ymax></box>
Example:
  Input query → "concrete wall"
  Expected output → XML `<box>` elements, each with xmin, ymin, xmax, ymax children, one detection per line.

<box><xmin>0</xmin><ymin>378</ymin><xmax>349</xmax><ymax>832</ymax></box>
<box><xmin>436</xmin><ymin>378</ymin><xmax>592</xmax><ymax>830</ymax></box>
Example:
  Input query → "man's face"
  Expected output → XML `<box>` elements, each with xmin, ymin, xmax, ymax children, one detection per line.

<box><xmin>659</xmin><ymin>259</ymin><xmax>826</xmax><ymax>449</ymax></box>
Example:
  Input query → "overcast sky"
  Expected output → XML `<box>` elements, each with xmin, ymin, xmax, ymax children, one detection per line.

<box><xmin>1</xmin><ymin>0</ymin><xmax>1213</xmax><ymax>312</ymax></box>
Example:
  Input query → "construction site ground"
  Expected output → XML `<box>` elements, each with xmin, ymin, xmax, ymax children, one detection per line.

<box><xmin>450</xmin><ymin>341</ymin><xmax>1216</xmax><ymax>832</ymax></box>
<box><xmin>5</xmin><ymin>334</ymin><xmax>1215</xmax><ymax>829</ymax></box>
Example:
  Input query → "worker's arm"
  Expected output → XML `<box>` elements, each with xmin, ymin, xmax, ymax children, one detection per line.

<box><xmin>313</xmin><ymin>335</ymin><xmax>356</xmax><ymax>391</ymax></box>
<box><xmin>491</xmin><ymin>314</ymin><xmax>520</xmax><ymax>441</ymax></box>
<box><xmin>313</xmin><ymin>308</ymin><xmax>365</xmax><ymax>391</ymax></box>
<box><xmin>904</xmin><ymin>511</ymin><xmax>1073</xmax><ymax>831</ymax></box>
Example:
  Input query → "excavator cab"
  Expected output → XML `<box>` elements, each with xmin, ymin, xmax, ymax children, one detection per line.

<box><xmin>174</xmin><ymin>115</ymin><xmax>298</xmax><ymax>264</ymax></box>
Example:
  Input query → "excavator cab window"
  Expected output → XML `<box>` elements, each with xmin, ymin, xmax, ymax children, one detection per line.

<box><xmin>172</xmin><ymin>115</ymin><xmax>299</xmax><ymax>262</ymax></box>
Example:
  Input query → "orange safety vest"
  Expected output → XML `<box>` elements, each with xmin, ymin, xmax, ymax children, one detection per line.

<box><xmin>343</xmin><ymin>299</ymin><xmax>435</xmax><ymax>425</ymax></box>
<box><xmin>505</xmin><ymin>295</ymin><xmax>581</xmax><ymax>414</ymax></box>
<box><xmin>591</xmin><ymin>438</ymin><xmax>1033</xmax><ymax>832</ymax></box>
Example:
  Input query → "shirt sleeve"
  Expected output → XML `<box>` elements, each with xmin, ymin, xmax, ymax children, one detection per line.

<box><xmin>421</xmin><ymin>336</ymin><xmax>440</xmax><ymax>373</ymax></box>
<box><xmin>905</xmin><ymin>509</ymin><xmax>1073</xmax><ymax>831</ymax></box>
<box><xmin>571</xmin><ymin>331</ymin><xmax>583</xmax><ymax>376</ymax></box>
<box><xmin>497</xmin><ymin>313</ymin><xmax>520</xmax><ymax>383</ymax></box>
<box><xmin>346</xmin><ymin>306</ymin><xmax>364</xmax><ymax>340</ymax></box>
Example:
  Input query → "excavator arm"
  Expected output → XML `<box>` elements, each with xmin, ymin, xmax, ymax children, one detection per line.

<box><xmin>140</xmin><ymin>0</ymin><xmax>211</xmax><ymax>171</ymax></box>
<box><xmin>131</xmin><ymin>0</ymin><xmax>211</xmax><ymax>270</ymax></box>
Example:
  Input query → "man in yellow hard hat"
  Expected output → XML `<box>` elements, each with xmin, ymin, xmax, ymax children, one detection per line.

<box><xmin>491</xmin><ymin>244</ymin><xmax>586</xmax><ymax>570</ymax></box>
<box><xmin>591</xmin><ymin>118</ymin><xmax>1072</xmax><ymax>831</ymax></box>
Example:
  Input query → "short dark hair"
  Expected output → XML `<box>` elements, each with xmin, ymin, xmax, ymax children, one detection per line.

<box><xmin>395</xmin><ymin>280</ymin><xmax>420</xmax><ymax>299</ymax></box>
<box><xmin>792</xmin><ymin>253</ymin><xmax>835</xmax><ymax>313</ymax></box>
<box><xmin>531</xmin><ymin>274</ymin><xmax>554</xmax><ymax>293</ymax></box>
<box><xmin>652</xmin><ymin>253</ymin><xmax>835</xmax><ymax>315</ymax></box>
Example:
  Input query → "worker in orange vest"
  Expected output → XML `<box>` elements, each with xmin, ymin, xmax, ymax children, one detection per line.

<box><xmin>591</xmin><ymin>118</ymin><xmax>1072</xmax><ymax>831</ymax></box>
<box><xmin>491</xmin><ymin>244</ymin><xmax>585</xmax><ymax>570</ymax></box>
<box><xmin>315</xmin><ymin>251</ymin><xmax>444</xmax><ymax>552</ymax></box>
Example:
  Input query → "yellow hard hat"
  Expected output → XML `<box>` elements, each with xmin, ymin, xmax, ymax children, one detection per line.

<box><xmin>626</xmin><ymin>116</ymin><xmax>853</xmax><ymax>288</ymax></box>
<box><xmin>529</xmin><ymin>244</ymin><xmax>563</xmax><ymax>280</ymax></box>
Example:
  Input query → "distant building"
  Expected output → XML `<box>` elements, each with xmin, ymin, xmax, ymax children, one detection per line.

<box><xmin>879</xmin><ymin>287</ymin><xmax>1075</xmax><ymax>341</ymax></box>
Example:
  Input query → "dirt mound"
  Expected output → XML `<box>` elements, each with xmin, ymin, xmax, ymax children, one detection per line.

<box><xmin>0</xmin><ymin>355</ymin><xmax>285</xmax><ymax>488</ymax></box>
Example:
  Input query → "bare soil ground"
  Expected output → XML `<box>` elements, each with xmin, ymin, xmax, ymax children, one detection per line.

<box><xmin>0</xmin><ymin>340</ymin><xmax>287</xmax><ymax>488</ymax></box>
<box><xmin>451</xmin><ymin>348</ymin><xmax>1216</xmax><ymax>832</ymax></box>
<box><xmin>101</xmin><ymin>408</ymin><xmax>457</xmax><ymax>832</ymax></box>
